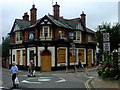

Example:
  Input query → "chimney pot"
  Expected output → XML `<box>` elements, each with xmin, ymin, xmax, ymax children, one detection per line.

<box><xmin>80</xmin><ymin>11</ymin><xmax>86</xmax><ymax>27</ymax></box>
<box><xmin>23</xmin><ymin>12</ymin><xmax>29</xmax><ymax>21</ymax></box>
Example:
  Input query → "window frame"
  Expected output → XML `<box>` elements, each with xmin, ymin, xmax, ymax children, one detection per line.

<box><xmin>15</xmin><ymin>32</ymin><xmax>22</xmax><ymax>43</ymax></box>
<box><xmin>40</xmin><ymin>26</ymin><xmax>52</xmax><ymax>39</ymax></box>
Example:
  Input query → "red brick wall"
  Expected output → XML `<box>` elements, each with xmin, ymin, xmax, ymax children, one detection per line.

<box><xmin>35</xmin><ymin>28</ymin><xmax>38</xmax><ymax>39</ymax></box>
<box><xmin>24</xmin><ymin>31</ymin><xmax>28</xmax><ymax>40</ymax></box>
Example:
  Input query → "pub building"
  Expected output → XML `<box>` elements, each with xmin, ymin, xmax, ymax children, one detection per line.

<box><xmin>9</xmin><ymin>2</ymin><xmax>96</xmax><ymax>71</ymax></box>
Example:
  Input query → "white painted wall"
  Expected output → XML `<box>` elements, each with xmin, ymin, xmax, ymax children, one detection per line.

<box><xmin>48</xmin><ymin>47</ymin><xmax>55</xmax><ymax>67</ymax></box>
<box><xmin>12</xmin><ymin>48</ymin><xmax>25</xmax><ymax>65</ymax></box>
<box><xmin>38</xmin><ymin>47</ymin><xmax>44</xmax><ymax>67</ymax></box>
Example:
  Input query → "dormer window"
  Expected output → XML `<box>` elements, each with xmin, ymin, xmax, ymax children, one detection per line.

<box><xmin>15</xmin><ymin>32</ymin><xmax>22</xmax><ymax>43</ymax></box>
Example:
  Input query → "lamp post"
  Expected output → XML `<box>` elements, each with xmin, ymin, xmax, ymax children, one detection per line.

<box><xmin>44</xmin><ymin>33</ymin><xmax>47</xmax><ymax>50</ymax></box>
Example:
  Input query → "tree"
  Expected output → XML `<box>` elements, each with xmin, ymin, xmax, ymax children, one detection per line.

<box><xmin>96</xmin><ymin>22</ymin><xmax>120</xmax><ymax>52</ymax></box>
<box><xmin>2</xmin><ymin>36</ymin><xmax>10</xmax><ymax>60</ymax></box>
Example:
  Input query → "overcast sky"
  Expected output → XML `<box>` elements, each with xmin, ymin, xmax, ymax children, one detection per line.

<box><xmin>0</xmin><ymin>0</ymin><xmax>119</xmax><ymax>43</ymax></box>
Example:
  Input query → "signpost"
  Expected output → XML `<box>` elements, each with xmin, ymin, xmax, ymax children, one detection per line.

<box><xmin>103</xmin><ymin>32</ymin><xmax>110</xmax><ymax>52</ymax></box>
<box><xmin>70</xmin><ymin>43</ymin><xmax>77</xmax><ymax>72</ymax></box>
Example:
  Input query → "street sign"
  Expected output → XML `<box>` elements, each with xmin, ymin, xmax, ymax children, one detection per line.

<box><xmin>103</xmin><ymin>33</ymin><xmax>110</xmax><ymax>42</ymax></box>
<box><xmin>103</xmin><ymin>42</ymin><xmax>110</xmax><ymax>52</ymax></box>
<box><xmin>71</xmin><ymin>43</ymin><xmax>76</xmax><ymax>56</ymax></box>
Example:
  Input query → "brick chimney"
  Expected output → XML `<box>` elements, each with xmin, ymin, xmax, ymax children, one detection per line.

<box><xmin>80</xmin><ymin>11</ymin><xmax>86</xmax><ymax>27</ymax></box>
<box><xmin>22</xmin><ymin>12</ymin><xmax>29</xmax><ymax>21</ymax></box>
<box><xmin>53</xmin><ymin>2</ymin><xmax>60</xmax><ymax>20</ymax></box>
<box><xmin>30</xmin><ymin>4</ymin><xmax>37</xmax><ymax>25</ymax></box>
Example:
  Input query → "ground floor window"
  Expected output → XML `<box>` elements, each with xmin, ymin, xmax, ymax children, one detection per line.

<box><xmin>57</xmin><ymin>49</ymin><xmax>66</xmax><ymax>63</ymax></box>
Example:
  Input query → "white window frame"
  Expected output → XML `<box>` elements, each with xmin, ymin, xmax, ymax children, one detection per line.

<box><xmin>40</xmin><ymin>26</ymin><xmax>52</xmax><ymax>40</ymax></box>
<box><xmin>73</xmin><ymin>31</ymin><xmax>81</xmax><ymax>42</ymax></box>
<box><xmin>15</xmin><ymin>32</ymin><xmax>22</xmax><ymax>43</ymax></box>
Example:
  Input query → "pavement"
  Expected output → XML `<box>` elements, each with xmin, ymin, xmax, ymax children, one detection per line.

<box><xmin>84</xmin><ymin>67</ymin><xmax>119</xmax><ymax>90</ymax></box>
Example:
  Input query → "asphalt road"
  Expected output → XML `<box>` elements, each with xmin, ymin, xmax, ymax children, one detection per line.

<box><xmin>2</xmin><ymin>68</ymin><xmax>97</xmax><ymax>89</ymax></box>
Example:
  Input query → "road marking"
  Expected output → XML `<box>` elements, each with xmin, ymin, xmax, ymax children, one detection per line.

<box><xmin>55</xmin><ymin>78</ymin><xmax>66</xmax><ymax>83</ymax></box>
<box><xmin>38</xmin><ymin>79</ymin><xmax>51</xmax><ymax>82</ymax></box>
<box><xmin>22</xmin><ymin>80</ymin><xmax>41</xmax><ymax>84</ymax></box>
<box><xmin>0</xmin><ymin>87</ymin><xmax>4</xmax><ymax>89</ymax></box>
<box><xmin>39</xmin><ymin>77</ymin><xmax>51</xmax><ymax>78</ymax></box>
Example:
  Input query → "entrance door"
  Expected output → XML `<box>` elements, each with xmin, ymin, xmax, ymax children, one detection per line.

<box><xmin>17</xmin><ymin>50</ymin><xmax>20</xmax><ymax>65</ymax></box>
<box><xmin>88</xmin><ymin>50</ymin><xmax>92</xmax><ymax>67</ymax></box>
<box><xmin>41</xmin><ymin>50</ymin><xmax>51</xmax><ymax>71</ymax></box>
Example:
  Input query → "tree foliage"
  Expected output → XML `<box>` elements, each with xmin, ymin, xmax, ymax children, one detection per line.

<box><xmin>96</xmin><ymin>22</ymin><xmax>120</xmax><ymax>52</ymax></box>
<box><xmin>2</xmin><ymin>36</ymin><xmax>10</xmax><ymax>59</ymax></box>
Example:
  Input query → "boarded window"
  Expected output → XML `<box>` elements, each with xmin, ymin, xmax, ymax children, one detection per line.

<box><xmin>57</xmin><ymin>49</ymin><xmax>66</xmax><ymax>63</ymax></box>
<box><xmin>78</xmin><ymin>49</ymin><xmax>84</xmax><ymax>62</ymax></box>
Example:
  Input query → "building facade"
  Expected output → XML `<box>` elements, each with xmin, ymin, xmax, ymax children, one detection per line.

<box><xmin>9</xmin><ymin>2</ymin><xmax>96</xmax><ymax>71</ymax></box>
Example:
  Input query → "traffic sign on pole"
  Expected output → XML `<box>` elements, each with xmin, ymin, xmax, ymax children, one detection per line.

<box><xmin>103</xmin><ymin>42</ymin><xmax>110</xmax><ymax>52</ymax></box>
<box><xmin>103</xmin><ymin>33</ymin><xmax>110</xmax><ymax>42</ymax></box>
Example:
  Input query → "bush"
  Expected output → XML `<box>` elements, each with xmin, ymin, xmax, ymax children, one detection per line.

<box><xmin>97</xmin><ymin>53</ymin><xmax>118</xmax><ymax>79</ymax></box>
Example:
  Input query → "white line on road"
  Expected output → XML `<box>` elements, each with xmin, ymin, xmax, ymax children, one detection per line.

<box><xmin>38</xmin><ymin>79</ymin><xmax>51</xmax><ymax>82</ymax></box>
<box><xmin>22</xmin><ymin>80</ymin><xmax>41</xmax><ymax>84</ymax></box>
<box><xmin>0</xmin><ymin>87</ymin><xmax>4</xmax><ymax>89</ymax></box>
<box><xmin>55</xmin><ymin>78</ymin><xmax>66</xmax><ymax>83</ymax></box>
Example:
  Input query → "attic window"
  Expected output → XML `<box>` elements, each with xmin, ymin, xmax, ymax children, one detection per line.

<box><xmin>16</xmin><ymin>32</ymin><xmax>22</xmax><ymax>42</ymax></box>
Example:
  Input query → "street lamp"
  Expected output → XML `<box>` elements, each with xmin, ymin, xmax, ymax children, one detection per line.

<box><xmin>44</xmin><ymin>33</ymin><xmax>47</xmax><ymax>50</ymax></box>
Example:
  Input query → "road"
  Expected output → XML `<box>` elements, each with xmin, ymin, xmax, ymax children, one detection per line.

<box><xmin>2</xmin><ymin>68</ymin><xmax>97</xmax><ymax>89</ymax></box>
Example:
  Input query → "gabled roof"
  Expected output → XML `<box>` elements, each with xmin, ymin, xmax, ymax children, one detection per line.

<box><xmin>59</xmin><ymin>18</ymin><xmax>84</xmax><ymax>31</ymax></box>
<box><xmin>10</xmin><ymin>15</ymin><xmax>95</xmax><ymax>35</ymax></box>
<box><xmin>10</xmin><ymin>19</ymin><xmax>30</xmax><ymax>34</ymax></box>
<box><xmin>35</xmin><ymin>15</ymin><xmax>73</xmax><ymax>30</ymax></box>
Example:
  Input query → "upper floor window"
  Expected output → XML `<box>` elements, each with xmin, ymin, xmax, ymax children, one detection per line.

<box><xmin>59</xmin><ymin>31</ymin><xmax>64</xmax><ymax>39</ymax></box>
<box><xmin>88</xmin><ymin>35</ymin><xmax>93</xmax><ymax>42</ymax></box>
<box><xmin>69</xmin><ymin>32</ymin><xmax>74</xmax><ymax>39</ymax></box>
<box><xmin>40</xmin><ymin>26</ymin><xmax>52</xmax><ymax>38</ymax></box>
<box><xmin>74</xmin><ymin>31</ymin><xmax>81</xmax><ymax>40</ymax></box>
<box><xmin>15</xmin><ymin>32</ymin><xmax>22</xmax><ymax>42</ymax></box>
<box><xmin>28</xmin><ymin>32</ymin><xmax>34</xmax><ymax>40</ymax></box>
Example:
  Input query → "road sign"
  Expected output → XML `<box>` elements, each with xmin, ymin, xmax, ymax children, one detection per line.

<box><xmin>103</xmin><ymin>33</ymin><xmax>110</xmax><ymax>42</ymax></box>
<box><xmin>103</xmin><ymin>42</ymin><xmax>110</xmax><ymax>52</ymax></box>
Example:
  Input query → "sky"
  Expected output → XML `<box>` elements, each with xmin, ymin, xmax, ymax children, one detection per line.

<box><xmin>0</xmin><ymin>0</ymin><xmax>119</xmax><ymax>43</ymax></box>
